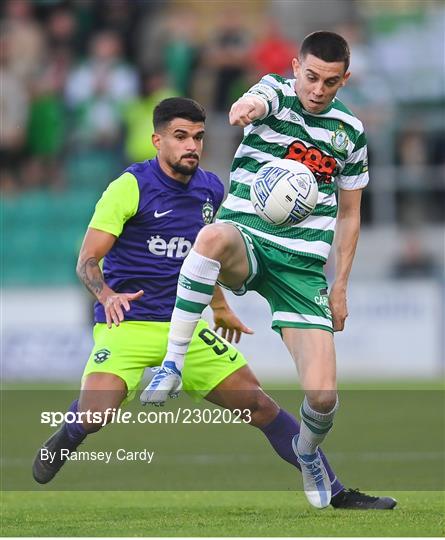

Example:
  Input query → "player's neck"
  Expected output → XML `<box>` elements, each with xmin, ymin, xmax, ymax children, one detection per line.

<box><xmin>157</xmin><ymin>159</ymin><xmax>192</xmax><ymax>185</ymax></box>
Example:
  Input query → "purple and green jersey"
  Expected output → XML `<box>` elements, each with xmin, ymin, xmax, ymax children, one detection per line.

<box><xmin>89</xmin><ymin>158</ymin><xmax>224</xmax><ymax>323</ymax></box>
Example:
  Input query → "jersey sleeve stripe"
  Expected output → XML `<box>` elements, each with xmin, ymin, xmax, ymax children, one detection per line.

<box><xmin>347</xmin><ymin>145</ymin><xmax>368</xmax><ymax>164</ymax></box>
<box><xmin>353</xmin><ymin>132</ymin><xmax>367</xmax><ymax>151</ymax></box>
<box><xmin>247</xmin><ymin>74</ymin><xmax>287</xmax><ymax>115</ymax></box>
<box><xmin>342</xmin><ymin>161</ymin><xmax>368</xmax><ymax>176</ymax></box>
<box><xmin>336</xmin><ymin>172</ymin><xmax>369</xmax><ymax>190</ymax></box>
<box><xmin>262</xmin><ymin>74</ymin><xmax>296</xmax><ymax>97</ymax></box>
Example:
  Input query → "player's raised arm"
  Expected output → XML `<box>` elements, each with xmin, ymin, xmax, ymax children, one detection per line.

<box><xmin>229</xmin><ymin>76</ymin><xmax>283</xmax><ymax>127</ymax></box>
<box><xmin>229</xmin><ymin>95</ymin><xmax>267</xmax><ymax>127</ymax></box>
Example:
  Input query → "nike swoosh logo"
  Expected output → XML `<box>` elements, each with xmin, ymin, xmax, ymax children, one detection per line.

<box><xmin>229</xmin><ymin>352</ymin><xmax>238</xmax><ymax>362</ymax></box>
<box><xmin>154</xmin><ymin>209</ymin><xmax>173</xmax><ymax>218</ymax></box>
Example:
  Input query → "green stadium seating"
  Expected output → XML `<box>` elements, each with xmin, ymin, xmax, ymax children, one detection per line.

<box><xmin>66</xmin><ymin>149</ymin><xmax>121</xmax><ymax>193</ymax></box>
<box><xmin>2</xmin><ymin>188</ymin><xmax>99</xmax><ymax>286</ymax></box>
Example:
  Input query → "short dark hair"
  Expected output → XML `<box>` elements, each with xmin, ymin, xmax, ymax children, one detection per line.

<box><xmin>153</xmin><ymin>97</ymin><xmax>206</xmax><ymax>130</ymax></box>
<box><xmin>300</xmin><ymin>31</ymin><xmax>350</xmax><ymax>71</ymax></box>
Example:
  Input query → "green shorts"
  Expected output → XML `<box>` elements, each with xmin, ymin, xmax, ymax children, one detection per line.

<box><xmin>218</xmin><ymin>224</ymin><xmax>333</xmax><ymax>334</ymax></box>
<box><xmin>82</xmin><ymin>319</ymin><xmax>247</xmax><ymax>403</ymax></box>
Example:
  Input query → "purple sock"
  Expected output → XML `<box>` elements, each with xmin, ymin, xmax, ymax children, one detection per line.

<box><xmin>260</xmin><ymin>408</ymin><xmax>344</xmax><ymax>497</ymax></box>
<box><xmin>64</xmin><ymin>399</ymin><xmax>87</xmax><ymax>443</ymax></box>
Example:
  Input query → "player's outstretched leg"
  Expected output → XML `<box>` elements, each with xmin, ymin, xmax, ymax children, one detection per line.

<box><xmin>141</xmin><ymin>225</ymin><xmax>249</xmax><ymax>406</ymax></box>
<box><xmin>205</xmin><ymin>366</ymin><xmax>343</xmax><ymax>507</ymax></box>
<box><xmin>206</xmin><ymin>366</ymin><xmax>396</xmax><ymax>510</ymax></box>
<box><xmin>33</xmin><ymin>399</ymin><xmax>86</xmax><ymax>484</ymax></box>
<box><xmin>33</xmin><ymin>373</ymin><xmax>126</xmax><ymax>484</ymax></box>
<box><xmin>140</xmin><ymin>248</ymin><xmax>221</xmax><ymax>405</ymax></box>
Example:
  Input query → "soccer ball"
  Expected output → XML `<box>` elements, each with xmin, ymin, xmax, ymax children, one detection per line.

<box><xmin>250</xmin><ymin>159</ymin><xmax>318</xmax><ymax>226</ymax></box>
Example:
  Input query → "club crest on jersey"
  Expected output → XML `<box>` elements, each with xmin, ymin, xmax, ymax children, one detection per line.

<box><xmin>94</xmin><ymin>348</ymin><xmax>111</xmax><ymax>364</ymax></box>
<box><xmin>202</xmin><ymin>199</ymin><xmax>214</xmax><ymax>224</ymax></box>
<box><xmin>331</xmin><ymin>124</ymin><xmax>349</xmax><ymax>151</ymax></box>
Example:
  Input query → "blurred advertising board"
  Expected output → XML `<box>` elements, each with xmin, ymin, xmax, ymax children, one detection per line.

<box><xmin>2</xmin><ymin>280</ymin><xmax>443</xmax><ymax>381</ymax></box>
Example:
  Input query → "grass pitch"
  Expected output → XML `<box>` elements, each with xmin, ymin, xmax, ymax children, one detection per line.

<box><xmin>1</xmin><ymin>380</ymin><xmax>444</xmax><ymax>536</ymax></box>
<box><xmin>1</xmin><ymin>490</ymin><xmax>444</xmax><ymax>537</ymax></box>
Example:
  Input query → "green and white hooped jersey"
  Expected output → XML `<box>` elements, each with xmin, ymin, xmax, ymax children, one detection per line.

<box><xmin>218</xmin><ymin>73</ymin><xmax>369</xmax><ymax>262</ymax></box>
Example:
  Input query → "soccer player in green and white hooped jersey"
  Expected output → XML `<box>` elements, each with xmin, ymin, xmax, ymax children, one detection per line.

<box><xmin>143</xmin><ymin>31</ymin><xmax>376</xmax><ymax>509</ymax></box>
<box><xmin>219</xmin><ymin>70</ymin><xmax>368</xmax><ymax>263</ymax></box>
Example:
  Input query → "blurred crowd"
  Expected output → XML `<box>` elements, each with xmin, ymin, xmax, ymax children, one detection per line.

<box><xmin>1</xmin><ymin>0</ymin><xmax>444</xmax><ymax>233</ymax></box>
<box><xmin>1</xmin><ymin>0</ymin><xmax>164</xmax><ymax>194</ymax></box>
<box><xmin>0</xmin><ymin>0</ymin><xmax>299</xmax><ymax>196</ymax></box>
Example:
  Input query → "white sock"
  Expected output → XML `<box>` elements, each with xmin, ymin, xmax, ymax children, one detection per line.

<box><xmin>165</xmin><ymin>249</ymin><xmax>220</xmax><ymax>372</ymax></box>
<box><xmin>296</xmin><ymin>395</ymin><xmax>339</xmax><ymax>457</ymax></box>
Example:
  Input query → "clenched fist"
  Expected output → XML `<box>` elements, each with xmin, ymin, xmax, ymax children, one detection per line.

<box><xmin>229</xmin><ymin>96</ymin><xmax>266</xmax><ymax>127</ymax></box>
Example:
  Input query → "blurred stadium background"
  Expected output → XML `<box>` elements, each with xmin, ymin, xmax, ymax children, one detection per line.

<box><xmin>2</xmin><ymin>0</ymin><xmax>444</xmax><ymax>383</ymax></box>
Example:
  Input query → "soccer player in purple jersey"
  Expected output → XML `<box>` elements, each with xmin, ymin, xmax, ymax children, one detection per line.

<box><xmin>32</xmin><ymin>97</ymin><xmax>395</xmax><ymax>510</ymax></box>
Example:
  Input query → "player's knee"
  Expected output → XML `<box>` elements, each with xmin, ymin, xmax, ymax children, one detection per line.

<box><xmin>194</xmin><ymin>224</ymin><xmax>233</xmax><ymax>260</ymax></box>
<box><xmin>306</xmin><ymin>390</ymin><xmax>338</xmax><ymax>413</ymax></box>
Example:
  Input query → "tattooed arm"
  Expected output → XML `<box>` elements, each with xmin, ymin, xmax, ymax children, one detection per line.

<box><xmin>76</xmin><ymin>228</ymin><xmax>115</xmax><ymax>301</ymax></box>
<box><xmin>76</xmin><ymin>228</ymin><xmax>143</xmax><ymax>328</ymax></box>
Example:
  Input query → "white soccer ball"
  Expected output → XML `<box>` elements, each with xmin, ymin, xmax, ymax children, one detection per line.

<box><xmin>250</xmin><ymin>158</ymin><xmax>319</xmax><ymax>226</ymax></box>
